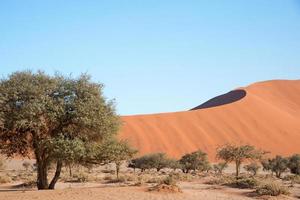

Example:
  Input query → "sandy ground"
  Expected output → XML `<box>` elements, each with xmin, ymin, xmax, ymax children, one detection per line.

<box><xmin>119</xmin><ymin>80</ymin><xmax>300</xmax><ymax>160</ymax></box>
<box><xmin>0</xmin><ymin>182</ymin><xmax>276</xmax><ymax>200</ymax></box>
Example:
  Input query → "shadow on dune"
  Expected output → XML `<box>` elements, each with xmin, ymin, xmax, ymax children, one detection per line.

<box><xmin>191</xmin><ymin>89</ymin><xmax>247</xmax><ymax>110</ymax></box>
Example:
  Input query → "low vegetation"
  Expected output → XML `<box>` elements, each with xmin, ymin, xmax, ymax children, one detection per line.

<box><xmin>255</xmin><ymin>181</ymin><xmax>289</xmax><ymax>196</ymax></box>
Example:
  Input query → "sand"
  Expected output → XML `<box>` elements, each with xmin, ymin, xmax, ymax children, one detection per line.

<box><xmin>0</xmin><ymin>183</ymin><xmax>258</xmax><ymax>200</ymax></box>
<box><xmin>119</xmin><ymin>80</ymin><xmax>300</xmax><ymax>160</ymax></box>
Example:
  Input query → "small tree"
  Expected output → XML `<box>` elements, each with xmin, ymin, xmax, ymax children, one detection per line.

<box><xmin>216</xmin><ymin>144</ymin><xmax>263</xmax><ymax>178</ymax></box>
<box><xmin>213</xmin><ymin>162</ymin><xmax>228</xmax><ymax>174</ymax></box>
<box><xmin>0</xmin><ymin>71</ymin><xmax>120</xmax><ymax>189</ymax></box>
<box><xmin>149</xmin><ymin>153</ymin><xmax>171</xmax><ymax>172</ymax></box>
<box><xmin>22</xmin><ymin>161</ymin><xmax>31</xmax><ymax>171</ymax></box>
<box><xmin>288</xmin><ymin>154</ymin><xmax>300</xmax><ymax>175</ymax></box>
<box><xmin>168</xmin><ymin>159</ymin><xmax>182</xmax><ymax>171</ymax></box>
<box><xmin>244</xmin><ymin>162</ymin><xmax>261</xmax><ymax>176</ymax></box>
<box><xmin>93</xmin><ymin>139</ymin><xmax>137</xmax><ymax>179</ymax></box>
<box><xmin>129</xmin><ymin>153</ymin><xmax>171</xmax><ymax>172</ymax></box>
<box><xmin>261</xmin><ymin>156</ymin><xmax>289</xmax><ymax>178</ymax></box>
<box><xmin>179</xmin><ymin>150</ymin><xmax>210</xmax><ymax>173</ymax></box>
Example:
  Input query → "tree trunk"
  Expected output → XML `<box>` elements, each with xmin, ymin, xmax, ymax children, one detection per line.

<box><xmin>36</xmin><ymin>160</ymin><xmax>49</xmax><ymax>190</ymax></box>
<box><xmin>48</xmin><ymin>160</ymin><xmax>63</xmax><ymax>189</ymax></box>
<box><xmin>69</xmin><ymin>164</ymin><xmax>72</xmax><ymax>177</ymax></box>
<box><xmin>116</xmin><ymin>163</ymin><xmax>120</xmax><ymax>180</ymax></box>
<box><xmin>235</xmin><ymin>160</ymin><xmax>240</xmax><ymax>178</ymax></box>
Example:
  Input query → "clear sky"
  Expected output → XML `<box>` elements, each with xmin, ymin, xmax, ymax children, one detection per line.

<box><xmin>0</xmin><ymin>0</ymin><xmax>300</xmax><ymax>115</ymax></box>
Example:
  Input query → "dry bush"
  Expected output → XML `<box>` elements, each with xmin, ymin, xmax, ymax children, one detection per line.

<box><xmin>148</xmin><ymin>175</ymin><xmax>182</xmax><ymax>193</ymax></box>
<box><xmin>255</xmin><ymin>182</ymin><xmax>290</xmax><ymax>196</ymax></box>
<box><xmin>148</xmin><ymin>184</ymin><xmax>182</xmax><ymax>193</ymax></box>
<box><xmin>205</xmin><ymin>175</ymin><xmax>235</xmax><ymax>185</ymax></box>
<box><xmin>226</xmin><ymin>177</ymin><xmax>259</xmax><ymax>189</ymax></box>
<box><xmin>0</xmin><ymin>175</ymin><xmax>11</xmax><ymax>184</ymax></box>
<box><xmin>104</xmin><ymin>174</ymin><xmax>137</xmax><ymax>184</ymax></box>
<box><xmin>283</xmin><ymin>175</ymin><xmax>300</xmax><ymax>184</ymax></box>
<box><xmin>169</xmin><ymin>172</ymin><xmax>195</xmax><ymax>182</ymax></box>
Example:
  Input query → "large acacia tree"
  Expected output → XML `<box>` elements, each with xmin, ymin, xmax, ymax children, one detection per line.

<box><xmin>0</xmin><ymin>71</ymin><xmax>120</xmax><ymax>189</ymax></box>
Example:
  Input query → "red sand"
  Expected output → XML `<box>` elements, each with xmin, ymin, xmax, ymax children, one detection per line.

<box><xmin>119</xmin><ymin>80</ymin><xmax>300</xmax><ymax>160</ymax></box>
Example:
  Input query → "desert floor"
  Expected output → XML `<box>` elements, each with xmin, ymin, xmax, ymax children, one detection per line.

<box><xmin>1</xmin><ymin>159</ymin><xmax>299</xmax><ymax>200</ymax></box>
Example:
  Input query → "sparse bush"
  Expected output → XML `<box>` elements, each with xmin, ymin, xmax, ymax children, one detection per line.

<box><xmin>205</xmin><ymin>175</ymin><xmax>235</xmax><ymax>185</ymax></box>
<box><xmin>179</xmin><ymin>150</ymin><xmax>210</xmax><ymax>173</ymax></box>
<box><xmin>288</xmin><ymin>154</ymin><xmax>300</xmax><ymax>175</ymax></box>
<box><xmin>160</xmin><ymin>175</ymin><xmax>177</xmax><ymax>186</ymax></box>
<box><xmin>213</xmin><ymin>162</ymin><xmax>228</xmax><ymax>174</ymax></box>
<box><xmin>261</xmin><ymin>156</ymin><xmax>288</xmax><ymax>178</ymax></box>
<box><xmin>283</xmin><ymin>175</ymin><xmax>300</xmax><ymax>184</ymax></box>
<box><xmin>244</xmin><ymin>162</ymin><xmax>261</xmax><ymax>176</ymax></box>
<box><xmin>71</xmin><ymin>172</ymin><xmax>88</xmax><ymax>182</ymax></box>
<box><xmin>229</xmin><ymin>177</ymin><xmax>258</xmax><ymax>189</ymax></box>
<box><xmin>216</xmin><ymin>144</ymin><xmax>264</xmax><ymax>178</ymax></box>
<box><xmin>255</xmin><ymin>182</ymin><xmax>289</xmax><ymax>196</ymax></box>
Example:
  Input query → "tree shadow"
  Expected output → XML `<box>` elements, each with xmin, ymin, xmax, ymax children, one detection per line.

<box><xmin>191</xmin><ymin>89</ymin><xmax>247</xmax><ymax>110</ymax></box>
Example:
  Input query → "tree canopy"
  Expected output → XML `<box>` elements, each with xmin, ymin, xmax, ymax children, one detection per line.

<box><xmin>0</xmin><ymin>71</ymin><xmax>120</xmax><ymax>189</ymax></box>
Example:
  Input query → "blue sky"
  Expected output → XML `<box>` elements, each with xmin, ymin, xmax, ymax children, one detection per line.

<box><xmin>0</xmin><ymin>0</ymin><xmax>300</xmax><ymax>115</ymax></box>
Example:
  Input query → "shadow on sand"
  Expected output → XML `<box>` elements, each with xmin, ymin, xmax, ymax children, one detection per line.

<box><xmin>191</xmin><ymin>89</ymin><xmax>247</xmax><ymax>110</ymax></box>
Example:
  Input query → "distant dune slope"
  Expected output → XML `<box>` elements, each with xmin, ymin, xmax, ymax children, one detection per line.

<box><xmin>119</xmin><ymin>80</ymin><xmax>300</xmax><ymax>160</ymax></box>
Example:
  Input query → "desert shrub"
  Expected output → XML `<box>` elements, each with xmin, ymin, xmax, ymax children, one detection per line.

<box><xmin>205</xmin><ymin>175</ymin><xmax>235</xmax><ymax>185</ymax></box>
<box><xmin>261</xmin><ymin>156</ymin><xmax>288</xmax><ymax>178</ymax></box>
<box><xmin>228</xmin><ymin>177</ymin><xmax>259</xmax><ymax>189</ymax></box>
<box><xmin>283</xmin><ymin>175</ymin><xmax>300</xmax><ymax>184</ymax></box>
<box><xmin>0</xmin><ymin>175</ymin><xmax>11</xmax><ymax>183</ymax></box>
<box><xmin>146</xmin><ymin>177</ymin><xmax>162</xmax><ymax>184</ymax></box>
<box><xmin>169</xmin><ymin>172</ymin><xmax>195</xmax><ymax>182</ymax></box>
<box><xmin>213</xmin><ymin>162</ymin><xmax>228</xmax><ymax>174</ymax></box>
<box><xmin>168</xmin><ymin>159</ymin><xmax>182</xmax><ymax>171</ymax></box>
<box><xmin>129</xmin><ymin>153</ymin><xmax>172</xmax><ymax>172</ymax></box>
<box><xmin>179</xmin><ymin>150</ymin><xmax>210</xmax><ymax>173</ymax></box>
<box><xmin>71</xmin><ymin>172</ymin><xmax>88</xmax><ymax>182</ymax></box>
<box><xmin>160</xmin><ymin>175</ymin><xmax>177</xmax><ymax>186</ymax></box>
<box><xmin>255</xmin><ymin>182</ymin><xmax>289</xmax><ymax>196</ymax></box>
<box><xmin>216</xmin><ymin>144</ymin><xmax>264</xmax><ymax>178</ymax></box>
<box><xmin>244</xmin><ymin>162</ymin><xmax>261</xmax><ymax>176</ymax></box>
<box><xmin>288</xmin><ymin>154</ymin><xmax>300</xmax><ymax>175</ymax></box>
<box><xmin>22</xmin><ymin>161</ymin><xmax>32</xmax><ymax>171</ymax></box>
<box><xmin>92</xmin><ymin>139</ymin><xmax>137</xmax><ymax>179</ymax></box>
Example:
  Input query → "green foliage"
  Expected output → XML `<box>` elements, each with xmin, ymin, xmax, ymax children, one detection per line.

<box><xmin>167</xmin><ymin>159</ymin><xmax>182</xmax><ymax>171</ymax></box>
<box><xmin>255</xmin><ymin>182</ymin><xmax>289</xmax><ymax>196</ymax></box>
<box><xmin>0</xmin><ymin>71</ymin><xmax>120</xmax><ymax>189</ymax></box>
<box><xmin>213</xmin><ymin>162</ymin><xmax>228</xmax><ymax>174</ymax></box>
<box><xmin>288</xmin><ymin>154</ymin><xmax>300</xmax><ymax>175</ymax></box>
<box><xmin>216</xmin><ymin>144</ymin><xmax>263</xmax><ymax>177</ymax></box>
<box><xmin>261</xmin><ymin>156</ymin><xmax>289</xmax><ymax>178</ymax></box>
<box><xmin>179</xmin><ymin>150</ymin><xmax>210</xmax><ymax>173</ymax></box>
<box><xmin>92</xmin><ymin>139</ymin><xmax>137</xmax><ymax>179</ymax></box>
<box><xmin>129</xmin><ymin>153</ymin><xmax>172</xmax><ymax>172</ymax></box>
<box><xmin>244</xmin><ymin>162</ymin><xmax>261</xmax><ymax>176</ymax></box>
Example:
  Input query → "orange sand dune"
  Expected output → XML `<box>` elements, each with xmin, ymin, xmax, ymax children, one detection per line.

<box><xmin>119</xmin><ymin>80</ymin><xmax>300</xmax><ymax>160</ymax></box>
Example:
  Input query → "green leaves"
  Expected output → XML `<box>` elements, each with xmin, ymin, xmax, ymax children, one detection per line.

<box><xmin>179</xmin><ymin>150</ymin><xmax>210</xmax><ymax>173</ymax></box>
